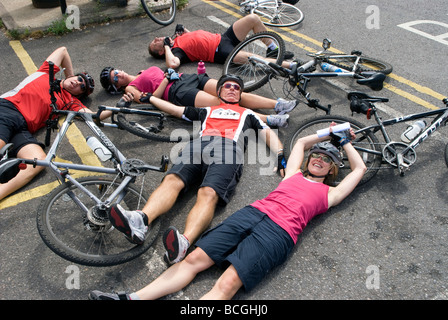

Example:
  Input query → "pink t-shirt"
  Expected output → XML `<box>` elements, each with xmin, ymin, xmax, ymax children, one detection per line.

<box><xmin>128</xmin><ymin>66</ymin><xmax>174</xmax><ymax>101</ymax></box>
<box><xmin>251</xmin><ymin>172</ymin><xmax>329</xmax><ymax>243</ymax></box>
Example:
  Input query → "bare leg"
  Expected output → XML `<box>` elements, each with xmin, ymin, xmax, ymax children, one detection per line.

<box><xmin>200</xmin><ymin>265</ymin><xmax>243</xmax><ymax>300</ymax></box>
<box><xmin>232</xmin><ymin>14</ymin><xmax>268</xmax><ymax>41</ymax></box>
<box><xmin>135</xmin><ymin>248</ymin><xmax>215</xmax><ymax>300</ymax></box>
<box><xmin>0</xmin><ymin>143</ymin><xmax>46</xmax><ymax>201</ymax></box>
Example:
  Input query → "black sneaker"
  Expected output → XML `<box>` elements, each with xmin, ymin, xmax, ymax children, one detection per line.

<box><xmin>89</xmin><ymin>290</ymin><xmax>131</xmax><ymax>300</ymax></box>
<box><xmin>266</xmin><ymin>47</ymin><xmax>295</xmax><ymax>60</ymax></box>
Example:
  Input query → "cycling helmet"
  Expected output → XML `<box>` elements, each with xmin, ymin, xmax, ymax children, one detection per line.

<box><xmin>76</xmin><ymin>72</ymin><xmax>94</xmax><ymax>98</ymax></box>
<box><xmin>308</xmin><ymin>141</ymin><xmax>342</xmax><ymax>165</ymax></box>
<box><xmin>216</xmin><ymin>74</ymin><xmax>244</xmax><ymax>104</ymax></box>
<box><xmin>100</xmin><ymin>66</ymin><xmax>120</xmax><ymax>94</ymax></box>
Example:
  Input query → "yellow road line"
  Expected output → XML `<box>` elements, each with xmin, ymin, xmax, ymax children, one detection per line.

<box><xmin>0</xmin><ymin>42</ymin><xmax>103</xmax><ymax>210</ymax></box>
<box><xmin>204</xmin><ymin>0</ymin><xmax>445</xmax><ymax>109</ymax></box>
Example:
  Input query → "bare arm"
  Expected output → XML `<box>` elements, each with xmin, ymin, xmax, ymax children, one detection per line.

<box><xmin>46</xmin><ymin>47</ymin><xmax>74</xmax><ymax>78</ymax></box>
<box><xmin>258</xmin><ymin>127</ymin><xmax>285</xmax><ymax>177</ymax></box>
<box><xmin>148</xmin><ymin>95</ymin><xmax>185</xmax><ymax>118</ymax></box>
<box><xmin>164</xmin><ymin>42</ymin><xmax>181</xmax><ymax>69</ymax></box>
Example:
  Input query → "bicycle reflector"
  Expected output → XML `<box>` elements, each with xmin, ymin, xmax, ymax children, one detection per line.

<box><xmin>0</xmin><ymin>159</ymin><xmax>26</xmax><ymax>183</ymax></box>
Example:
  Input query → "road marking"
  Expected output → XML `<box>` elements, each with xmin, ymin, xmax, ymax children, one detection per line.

<box><xmin>398</xmin><ymin>20</ymin><xmax>448</xmax><ymax>47</ymax></box>
<box><xmin>0</xmin><ymin>42</ymin><xmax>103</xmax><ymax>210</ymax></box>
<box><xmin>203</xmin><ymin>1</ymin><xmax>446</xmax><ymax>110</ymax></box>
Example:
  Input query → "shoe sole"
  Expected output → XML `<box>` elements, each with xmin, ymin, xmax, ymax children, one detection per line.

<box><xmin>109</xmin><ymin>205</ymin><xmax>143</xmax><ymax>245</ymax></box>
<box><xmin>163</xmin><ymin>227</ymin><xmax>179</xmax><ymax>262</ymax></box>
<box><xmin>277</xmin><ymin>101</ymin><xmax>299</xmax><ymax>115</ymax></box>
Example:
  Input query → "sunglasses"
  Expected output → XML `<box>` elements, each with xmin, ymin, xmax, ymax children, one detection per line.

<box><xmin>77</xmin><ymin>76</ymin><xmax>86</xmax><ymax>91</ymax></box>
<box><xmin>310</xmin><ymin>153</ymin><xmax>332</xmax><ymax>164</ymax></box>
<box><xmin>222</xmin><ymin>83</ymin><xmax>241</xmax><ymax>91</ymax></box>
<box><xmin>113</xmin><ymin>70</ymin><xmax>119</xmax><ymax>84</ymax></box>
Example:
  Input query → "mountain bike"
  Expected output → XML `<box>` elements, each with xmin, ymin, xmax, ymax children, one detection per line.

<box><xmin>0</xmin><ymin>63</ymin><xmax>170</xmax><ymax>267</ymax></box>
<box><xmin>286</xmin><ymin>92</ymin><xmax>448</xmax><ymax>186</ymax></box>
<box><xmin>239</xmin><ymin>0</ymin><xmax>304</xmax><ymax>27</ymax></box>
<box><xmin>224</xmin><ymin>33</ymin><xmax>392</xmax><ymax>94</ymax></box>
<box><xmin>141</xmin><ymin>0</ymin><xmax>176</xmax><ymax>26</ymax></box>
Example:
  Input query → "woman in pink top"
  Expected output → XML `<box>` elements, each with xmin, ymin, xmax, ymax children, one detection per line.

<box><xmin>90</xmin><ymin>126</ymin><xmax>367</xmax><ymax>300</ymax></box>
<box><xmin>99</xmin><ymin>65</ymin><xmax>298</xmax><ymax>127</ymax></box>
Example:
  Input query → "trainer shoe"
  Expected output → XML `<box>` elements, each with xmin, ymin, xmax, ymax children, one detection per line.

<box><xmin>109</xmin><ymin>203</ymin><xmax>148</xmax><ymax>245</ymax></box>
<box><xmin>89</xmin><ymin>290</ymin><xmax>131</xmax><ymax>300</ymax></box>
<box><xmin>275</xmin><ymin>98</ymin><xmax>299</xmax><ymax>115</ymax></box>
<box><xmin>163</xmin><ymin>226</ymin><xmax>190</xmax><ymax>264</ymax></box>
<box><xmin>266</xmin><ymin>47</ymin><xmax>294</xmax><ymax>60</ymax></box>
<box><xmin>267</xmin><ymin>114</ymin><xmax>289</xmax><ymax>128</ymax></box>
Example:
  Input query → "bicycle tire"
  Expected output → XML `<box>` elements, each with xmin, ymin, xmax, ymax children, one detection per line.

<box><xmin>286</xmin><ymin>115</ymin><xmax>382</xmax><ymax>186</ymax></box>
<box><xmin>141</xmin><ymin>0</ymin><xmax>176</xmax><ymax>26</ymax></box>
<box><xmin>116</xmin><ymin>105</ymin><xmax>196</xmax><ymax>143</ymax></box>
<box><xmin>321</xmin><ymin>54</ymin><xmax>393</xmax><ymax>75</ymax></box>
<box><xmin>445</xmin><ymin>143</ymin><xmax>448</xmax><ymax>168</ymax></box>
<box><xmin>253</xmin><ymin>2</ymin><xmax>304</xmax><ymax>27</ymax></box>
<box><xmin>223</xmin><ymin>31</ymin><xmax>285</xmax><ymax>93</ymax></box>
<box><xmin>37</xmin><ymin>177</ymin><xmax>160</xmax><ymax>267</ymax></box>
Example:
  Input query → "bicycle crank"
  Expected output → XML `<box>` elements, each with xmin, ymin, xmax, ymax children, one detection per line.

<box><xmin>382</xmin><ymin>142</ymin><xmax>417</xmax><ymax>174</ymax></box>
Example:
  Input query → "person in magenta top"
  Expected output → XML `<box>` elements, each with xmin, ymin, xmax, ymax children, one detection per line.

<box><xmin>90</xmin><ymin>119</ymin><xmax>367</xmax><ymax>301</ymax></box>
<box><xmin>100</xmin><ymin>65</ymin><xmax>298</xmax><ymax>127</ymax></box>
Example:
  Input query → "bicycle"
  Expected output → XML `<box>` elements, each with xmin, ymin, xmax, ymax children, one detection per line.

<box><xmin>0</xmin><ymin>62</ymin><xmax>170</xmax><ymax>267</ymax></box>
<box><xmin>141</xmin><ymin>0</ymin><xmax>176</xmax><ymax>26</ymax></box>
<box><xmin>223</xmin><ymin>33</ymin><xmax>392</xmax><ymax>94</ymax></box>
<box><xmin>238</xmin><ymin>0</ymin><xmax>304</xmax><ymax>27</ymax></box>
<box><xmin>286</xmin><ymin>91</ymin><xmax>448</xmax><ymax>186</ymax></box>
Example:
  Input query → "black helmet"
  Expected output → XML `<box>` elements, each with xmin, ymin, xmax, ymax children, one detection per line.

<box><xmin>216</xmin><ymin>74</ymin><xmax>244</xmax><ymax>95</ymax></box>
<box><xmin>100</xmin><ymin>66</ymin><xmax>121</xmax><ymax>95</ymax></box>
<box><xmin>309</xmin><ymin>141</ymin><xmax>342</xmax><ymax>165</ymax></box>
<box><xmin>76</xmin><ymin>72</ymin><xmax>94</xmax><ymax>98</ymax></box>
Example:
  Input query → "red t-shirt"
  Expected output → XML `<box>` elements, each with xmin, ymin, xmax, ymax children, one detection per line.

<box><xmin>173</xmin><ymin>30</ymin><xmax>221</xmax><ymax>63</ymax></box>
<box><xmin>1</xmin><ymin>61</ymin><xmax>85</xmax><ymax>133</ymax></box>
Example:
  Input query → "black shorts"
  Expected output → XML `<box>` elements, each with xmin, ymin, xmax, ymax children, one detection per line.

<box><xmin>167</xmin><ymin>136</ymin><xmax>244</xmax><ymax>205</ymax></box>
<box><xmin>168</xmin><ymin>73</ymin><xmax>210</xmax><ymax>106</ymax></box>
<box><xmin>196</xmin><ymin>205</ymin><xmax>294</xmax><ymax>292</ymax></box>
<box><xmin>214</xmin><ymin>23</ymin><xmax>241</xmax><ymax>64</ymax></box>
<box><xmin>0</xmin><ymin>99</ymin><xmax>41</xmax><ymax>157</ymax></box>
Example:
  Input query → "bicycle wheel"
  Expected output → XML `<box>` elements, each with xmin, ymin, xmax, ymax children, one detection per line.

<box><xmin>116</xmin><ymin>105</ymin><xmax>197</xmax><ymax>143</ymax></box>
<box><xmin>223</xmin><ymin>31</ymin><xmax>286</xmax><ymax>92</ymax></box>
<box><xmin>286</xmin><ymin>115</ymin><xmax>382</xmax><ymax>186</ymax></box>
<box><xmin>141</xmin><ymin>0</ymin><xmax>176</xmax><ymax>26</ymax></box>
<box><xmin>37</xmin><ymin>177</ymin><xmax>160</xmax><ymax>267</ymax></box>
<box><xmin>445</xmin><ymin>142</ymin><xmax>448</xmax><ymax>168</ymax></box>
<box><xmin>322</xmin><ymin>54</ymin><xmax>393</xmax><ymax>74</ymax></box>
<box><xmin>253</xmin><ymin>2</ymin><xmax>304</xmax><ymax>27</ymax></box>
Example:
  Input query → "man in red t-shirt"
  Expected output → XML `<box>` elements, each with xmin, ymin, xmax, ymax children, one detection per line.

<box><xmin>148</xmin><ymin>14</ymin><xmax>294</xmax><ymax>69</ymax></box>
<box><xmin>0</xmin><ymin>47</ymin><xmax>112</xmax><ymax>201</ymax></box>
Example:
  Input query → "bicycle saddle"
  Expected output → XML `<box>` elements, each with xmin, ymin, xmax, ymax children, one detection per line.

<box><xmin>0</xmin><ymin>158</ymin><xmax>25</xmax><ymax>183</ymax></box>
<box><xmin>347</xmin><ymin>91</ymin><xmax>389</xmax><ymax>103</ymax></box>
<box><xmin>356</xmin><ymin>72</ymin><xmax>386</xmax><ymax>91</ymax></box>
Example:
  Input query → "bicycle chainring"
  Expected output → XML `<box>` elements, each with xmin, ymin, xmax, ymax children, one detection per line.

<box><xmin>121</xmin><ymin>158</ymin><xmax>147</xmax><ymax>177</ymax></box>
<box><xmin>382</xmin><ymin>142</ymin><xmax>417</xmax><ymax>167</ymax></box>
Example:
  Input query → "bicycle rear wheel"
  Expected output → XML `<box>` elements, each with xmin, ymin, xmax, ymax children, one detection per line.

<box><xmin>286</xmin><ymin>115</ymin><xmax>382</xmax><ymax>186</ymax></box>
<box><xmin>322</xmin><ymin>54</ymin><xmax>393</xmax><ymax>74</ymax></box>
<box><xmin>223</xmin><ymin>31</ymin><xmax>286</xmax><ymax>93</ymax></box>
<box><xmin>253</xmin><ymin>2</ymin><xmax>304</xmax><ymax>27</ymax></box>
<box><xmin>141</xmin><ymin>0</ymin><xmax>176</xmax><ymax>26</ymax></box>
<box><xmin>116</xmin><ymin>105</ymin><xmax>197</xmax><ymax>143</ymax></box>
<box><xmin>37</xmin><ymin>177</ymin><xmax>160</xmax><ymax>267</ymax></box>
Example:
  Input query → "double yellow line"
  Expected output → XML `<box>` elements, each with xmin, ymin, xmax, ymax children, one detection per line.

<box><xmin>204</xmin><ymin>0</ymin><xmax>445</xmax><ymax>110</ymax></box>
<box><xmin>0</xmin><ymin>41</ymin><xmax>103</xmax><ymax>210</ymax></box>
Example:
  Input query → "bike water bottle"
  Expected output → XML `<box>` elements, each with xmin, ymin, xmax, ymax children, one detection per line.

<box><xmin>320</xmin><ymin>62</ymin><xmax>343</xmax><ymax>72</ymax></box>
<box><xmin>197</xmin><ymin>60</ymin><xmax>206</xmax><ymax>74</ymax></box>
<box><xmin>86</xmin><ymin>136</ymin><xmax>112</xmax><ymax>161</ymax></box>
<box><xmin>400</xmin><ymin>120</ymin><xmax>426</xmax><ymax>143</ymax></box>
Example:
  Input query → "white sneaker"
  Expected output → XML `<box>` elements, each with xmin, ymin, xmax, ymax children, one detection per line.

<box><xmin>109</xmin><ymin>203</ymin><xmax>148</xmax><ymax>244</ymax></box>
<box><xmin>275</xmin><ymin>98</ymin><xmax>299</xmax><ymax>115</ymax></box>
<box><xmin>267</xmin><ymin>114</ymin><xmax>289</xmax><ymax>128</ymax></box>
<box><xmin>163</xmin><ymin>226</ymin><xmax>190</xmax><ymax>264</ymax></box>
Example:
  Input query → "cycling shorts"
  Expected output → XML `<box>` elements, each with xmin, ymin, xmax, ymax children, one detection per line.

<box><xmin>214</xmin><ymin>23</ymin><xmax>241</xmax><ymax>64</ymax></box>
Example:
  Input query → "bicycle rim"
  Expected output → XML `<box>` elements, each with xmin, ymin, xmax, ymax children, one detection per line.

<box><xmin>223</xmin><ymin>31</ymin><xmax>285</xmax><ymax>92</ymax></box>
<box><xmin>141</xmin><ymin>0</ymin><xmax>176</xmax><ymax>26</ymax></box>
<box><xmin>36</xmin><ymin>177</ymin><xmax>160</xmax><ymax>267</ymax></box>
<box><xmin>254</xmin><ymin>2</ymin><xmax>304</xmax><ymax>27</ymax></box>
<box><xmin>286</xmin><ymin>116</ymin><xmax>382</xmax><ymax>186</ymax></box>
<box><xmin>116</xmin><ymin>105</ymin><xmax>196</xmax><ymax>143</ymax></box>
<box><xmin>322</xmin><ymin>54</ymin><xmax>393</xmax><ymax>74</ymax></box>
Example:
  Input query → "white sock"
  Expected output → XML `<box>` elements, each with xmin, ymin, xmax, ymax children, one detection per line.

<box><xmin>129</xmin><ymin>293</ymin><xmax>140</xmax><ymax>300</ymax></box>
<box><xmin>268</xmin><ymin>42</ymin><xmax>277</xmax><ymax>50</ymax></box>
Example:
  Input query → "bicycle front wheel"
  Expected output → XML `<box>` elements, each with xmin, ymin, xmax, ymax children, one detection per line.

<box><xmin>254</xmin><ymin>2</ymin><xmax>304</xmax><ymax>27</ymax></box>
<box><xmin>322</xmin><ymin>54</ymin><xmax>393</xmax><ymax>74</ymax></box>
<box><xmin>141</xmin><ymin>0</ymin><xmax>176</xmax><ymax>26</ymax></box>
<box><xmin>37</xmin><ymin>177</ymin><xmax>160</xmax><ymax>267</ymax></box>
<box><xmin>286</xmin><ymin>115</ymin><xmax>382</xmax><ymax>186</ymax></box>
<box><xmin>116</xmin><ymin>105</ymin><xmax>197</xmax><ymax>143</ymax></box>
<box><xmin>223</xmin><ymin>31</ymin><xmax>286</xmax><ymax>92</ymax></box>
